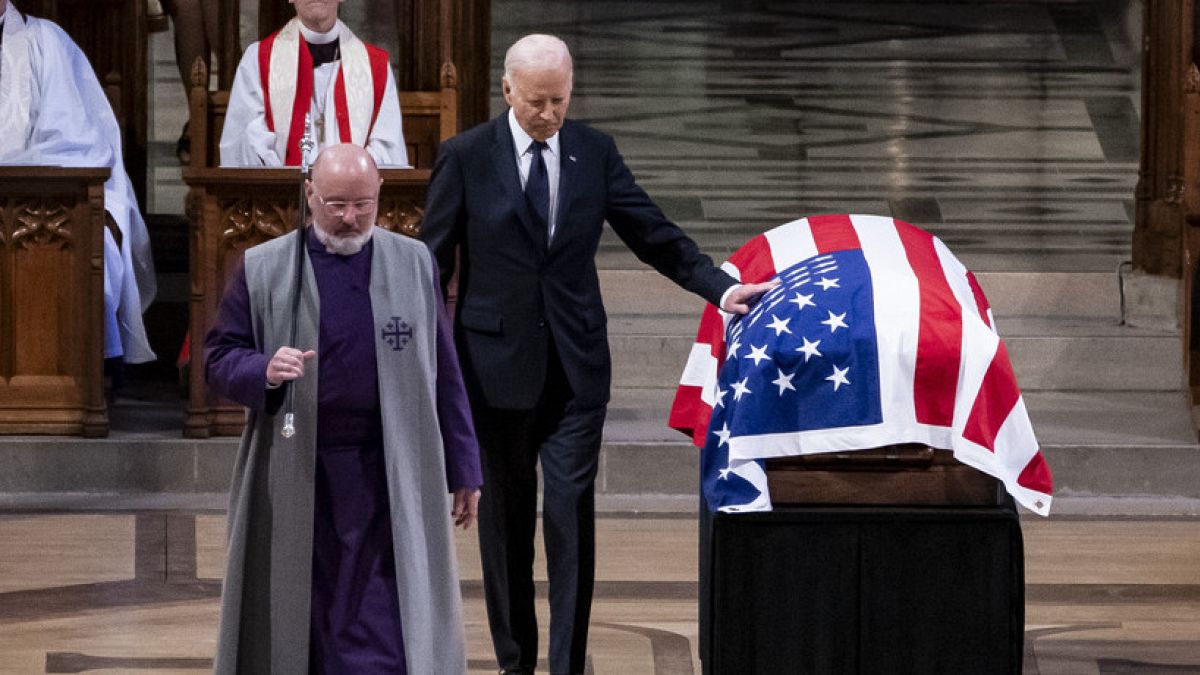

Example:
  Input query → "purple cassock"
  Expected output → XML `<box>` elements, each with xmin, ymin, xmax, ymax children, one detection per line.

<box><xmin>205</xmin><ymin>227</ymin><xmax>482</xmax><ymax>674</ymax></box>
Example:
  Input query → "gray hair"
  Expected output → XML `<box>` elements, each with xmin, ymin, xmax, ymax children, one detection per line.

<box><xmin>503</xmin><ymin>34</ymin><xmax>573</xmax><ymax>80</ymax></box>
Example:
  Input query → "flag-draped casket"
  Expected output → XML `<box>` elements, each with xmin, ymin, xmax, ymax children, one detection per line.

<box><xmin>668</xmin><ymin>214</ymin><xmax>1053</xmax><ymax>515</ymax></box>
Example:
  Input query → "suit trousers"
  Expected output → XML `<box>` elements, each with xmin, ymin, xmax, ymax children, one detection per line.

<box><xmin>471</xmin><ymin>342</ymin><xmax>606</xmax><ymax>675</ymax></box>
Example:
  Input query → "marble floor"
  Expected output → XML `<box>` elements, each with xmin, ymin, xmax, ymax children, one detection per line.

<box><xmin>0</xmin><ymin>511</ymin><xmax>1197</xmax><ymax>673</ymax></box>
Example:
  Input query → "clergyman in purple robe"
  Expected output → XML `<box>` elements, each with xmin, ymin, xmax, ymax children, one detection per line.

<box><xmin>205</xmin><ymin>143</ymin><xmax>481</xmax><ymax>674</ymax></box>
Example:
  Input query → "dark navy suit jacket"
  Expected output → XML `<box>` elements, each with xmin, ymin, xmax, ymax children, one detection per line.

<box><xmin>422</xmin><ymin>114</ymin><xmax>735</xmax><ymax>410</ymax></box>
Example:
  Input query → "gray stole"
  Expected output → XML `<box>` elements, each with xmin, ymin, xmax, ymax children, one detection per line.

<box><xmin>214</xmin><ymin>227</ymin><xmax>466</xmax><ymax>674</ymax></box>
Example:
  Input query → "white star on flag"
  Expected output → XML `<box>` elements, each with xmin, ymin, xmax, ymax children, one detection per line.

<box><xmin>714</xmin><ymin>387</ymin><xmax>728</xmax><ymax>408</ymax></box>
<box><xmin>796</xmin><ymin>337</ymin><xmax>822</xmax><ymax>362</ymax></box>
<box><xmin>744</xmin><ymin>344</ymin><xmax>770</xmax><ymax>366</ymax></box>
<box><xmin>726</xmin><ymin>338</ymin><xmax>741</xmax><ymax>361</ymax></box>
<box><xmin>730</xmin><ymin>377</ymin><xmax>752</xmax><ymax>401</ymax></box>
<box><xmin>771</xmin><ymin>368</ymin><xmax>797</xmax><ymax>395</ymax></box>
<box><xmin>826</xmin><ymin>364</ymin><xmax>850</xmax><ymax>391</ymax></box>
<box><xmin>718</xmin><ymin>467</ymin><xmax>732</xmax><ymax>480</ymax></box>
<box><xmin>821</xmin><ymin>311</ymin><xmax>848</xmax><ymax>333</ymax></box>
<box><xmin>713</xmin><ymin>422</ymin><xmax>732</xmax><ymax>447</ymax></box>
<box><xmin>788</xmin><ymin>292</ymin><xmax>815</xmax><ymax>311</ymax></box>
<box><xmin>765</xmin><ymin>314</ymin><xmax>792</xmax><ymax>336</ymax></box>
<box><xmin>816</xmin><ymin>277</ymin><xmax>840</xmax><ymax>290</ymax></box>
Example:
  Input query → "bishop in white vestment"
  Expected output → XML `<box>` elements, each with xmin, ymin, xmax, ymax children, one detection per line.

<box><xmin>0</xmin><ymin>0</ymin><xmax>156</xmax><ymax>364</ymax></box>
<box><xmin>220</xmin><ymin>4</ymin><xmax>409</xmax><ymax>168</ymax></box>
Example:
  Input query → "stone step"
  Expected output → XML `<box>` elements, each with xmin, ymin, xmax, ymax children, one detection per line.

<box><xmin>595</xmin><ymin>389</ymin><xmax>1200</xmax><ymax>505</ymax></box>
<box><xmin>599</xmin><ymin>269</ymin><xmax>1121</xmax><ymax>320</ymax></box>
<box><xmin>607</xmin><ymin>316</ymin><xmax>1182</xmax><ymax>392</ymax></box>
<box><xmin>605</xmin><ymin>388</ymin><xmax>1199</xmax><ymax>447</ymax></box>
<box><xmin>0</xmin><ymin>392</ymin><xmax>1194</xmax><ymax>513</ymax></box>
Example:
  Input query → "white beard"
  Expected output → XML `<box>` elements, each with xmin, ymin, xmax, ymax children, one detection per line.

<box><xmin>313</xmin><ymin>225</ymin><xmax>374</xmax><ymax>255</ymax></box>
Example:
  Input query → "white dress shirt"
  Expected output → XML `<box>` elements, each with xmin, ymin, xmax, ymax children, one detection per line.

<box><xmin>508</xmin><ymin>108</ymin><xmax>561</xmax><ymax>240</ymax></box>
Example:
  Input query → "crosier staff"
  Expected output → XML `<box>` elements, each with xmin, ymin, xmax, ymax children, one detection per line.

<box><xmin>281</xmin><ymin>116</ymin><xmax>316</xmax><ymax>439</ymax></box>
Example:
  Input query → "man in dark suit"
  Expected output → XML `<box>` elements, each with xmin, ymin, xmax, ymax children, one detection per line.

<box><xmin>422</xmin><ymin>33</ymin><xmax>773</xmax><ymax>675</ymax></box>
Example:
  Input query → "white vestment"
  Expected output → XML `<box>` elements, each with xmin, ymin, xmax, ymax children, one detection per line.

<box><xmin>0</xmin><ymin>2</ymin><xmax>156</xmax><ymax>363</ymax></box>
<box><xmin>220</xmin><ymin>19</ymin><xmax>409</xmax><ymax>168</ymax></box>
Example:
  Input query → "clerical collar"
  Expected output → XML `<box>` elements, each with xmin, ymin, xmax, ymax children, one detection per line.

<box><xmin>299</xmin><ymin>21</ymin><xmax>341</xmax><ymax>67</ymax></box>
<box><xmin>299</xmin><ymin>20</ymin><xmax>340</xmax><ymax>45</ymax></box>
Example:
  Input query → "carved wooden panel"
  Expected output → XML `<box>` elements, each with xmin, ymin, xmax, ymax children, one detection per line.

<box><xmin>181</xmin><ymin>168</ymin><xmax>431</xmax><ymax>437</ymax></box>
<box><xmin>0</xmin><ymin>168</ymin><xmax>109</xmax><ymax>437</ymax></box>
<box><xmin>11</xmin><ymin>203</ymin><xmax>74</xmax><ymax>250</ymax></box>
<box><xmin>378</xmin><ymin>199</ymin><xmax>424</xmax><ymax>238</ymax></box>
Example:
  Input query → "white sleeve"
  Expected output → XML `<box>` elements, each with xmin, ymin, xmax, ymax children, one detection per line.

<box><xmin>365</xmin><ymin>64</ymin><xmax>410</xmax><ymax>168</ymax></box>
<box><xmin>219</xmin><ymin>43</ymin><xmax>283</xmax><ymax>167</ymax></box>
<box><xmin>22</xmin><ymin>21</ymin><xmax>157</xmax><ymax>363</ymax></box>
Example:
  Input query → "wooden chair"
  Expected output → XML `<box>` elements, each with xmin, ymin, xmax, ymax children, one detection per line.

<box><xmin>187</xmin><ymin>58</ymin><xmax>459</xmax><ymax>170</ymax></box>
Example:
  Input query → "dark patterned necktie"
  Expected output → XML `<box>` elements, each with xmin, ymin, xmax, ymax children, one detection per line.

<box><xmin>525</xmin><ymin>140</ymin><xmax>550</xmax><ymax>229</ymax></box>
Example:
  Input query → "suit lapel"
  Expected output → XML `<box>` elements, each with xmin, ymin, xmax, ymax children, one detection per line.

<box><xmin>491</xmin><ymin>116</ymin><xmax>547</xmax><ymax>254</ymax></box>
<box><xmin>550</xmin><ymin>121</ymin><xmax>578</xmax><ymax>255</ymax></box>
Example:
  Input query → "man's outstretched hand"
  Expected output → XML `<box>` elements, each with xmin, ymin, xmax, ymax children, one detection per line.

<box><xmin>720</xmin><ymin>280</ymin><xmax>780</xmax><ymax>315</ymax></box>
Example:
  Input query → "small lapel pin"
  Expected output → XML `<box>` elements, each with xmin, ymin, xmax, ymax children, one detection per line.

<box><xmin>569</xmin><ymin>155</ymin><xmax>577</xmax><ymax>162</ymax></box>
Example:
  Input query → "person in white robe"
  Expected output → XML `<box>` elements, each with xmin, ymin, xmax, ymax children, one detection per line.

<box><xmin>0</xmin><ymin>0</ymin><xmax>156</xmax><ymax>364</ymax></box>
<box><xmin>219</xmin><ymin>0</ymin><xmax>409</xmax><ymax>168</ymax></box>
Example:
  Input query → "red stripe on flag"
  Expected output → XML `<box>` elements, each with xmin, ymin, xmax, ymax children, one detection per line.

<box><xmin>727</xmin><ymin>234</ymin><xmax>775</xmax><ymax>284</ymax></box>
<box><xmin>670</xmin><ymin>303</ymin><xmax>726</xmax><ymax>445</ymax></box>
<box><xmin>966</xmin><ymin>271</ymin><xmax>992</xmax><ymax>329</ymax></box>
<box><xmin>809</xmin><ymin>214</ymin><xmax>862</xmax><ymax>254</ymax></box>
<box><xmin>896</xmin><ymin>220</ymin><xmax>961</xmax><ymax>427</ymax></box>
<box><xmin>1017</xmin><ymin>452</ymin><xmax>1054</xmax><ymax>495</ymax></box>
<box><xmin>670</xmin><ymin>387</ymin><xmax>714</xmax><ymax>447</ymax></box>
<box><xmin>698</xmin><ymin>306</ymin><xmax>725</xmax><ymax>359</ymax></box>
<box><xmin>963</xmin><ymin>342</ymin><xmax>1021</xmax><ymax>452</ymax></box>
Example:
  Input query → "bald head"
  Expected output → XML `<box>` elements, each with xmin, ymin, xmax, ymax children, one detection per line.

<box><xmin>306</xmin><ymin>144</ymin><xmax>381</xmax><ymax>255</ymax></box>
<box><xmin>502</xmin><ymin>34</ymin><xmax>573</xmax><ymax>142</ymax></box>
<box><xmin>312</xmin><ymin>143</ymin><xmax>380</xmax><ymax>187</ymax></box>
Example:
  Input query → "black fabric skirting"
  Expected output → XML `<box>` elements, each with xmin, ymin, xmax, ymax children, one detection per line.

<box><xmin>700</xmin><ymin>503</ymin><xmax>1024</xmax><ymax>675</ymax></box>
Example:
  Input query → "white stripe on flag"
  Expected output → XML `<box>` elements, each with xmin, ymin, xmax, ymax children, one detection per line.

<box><xmin>853</xmin><ymin>214</ymin><xmax>920</xmax><ymax>430</ymax></box>
<box><xmin>764</xmin><ymin>218</ymin><xmax>819</xmax><ymax>272</ymax></box>
<box><xmin>951</xmin><ymin>309</ymin><xmax>1001</xmax><ymax>434</ymax></box>
<box><xmin>718</xmin><ymin>459</ymin><xmax>772</xmax><ymax>513</ymax></box>
<box><xmin>991</xmin><ymin>397</ymin><xmax>1048</xmax><ymax>512</ymax></box>
<box><xmin>680</xmin><ymin>343</ymin><xmax>717</xmax><ymax>387</ymax></box>
<box><xmin>933</xmin><ymin>236</ymin><xmax>986</xmax><ymax>333</ymax></box>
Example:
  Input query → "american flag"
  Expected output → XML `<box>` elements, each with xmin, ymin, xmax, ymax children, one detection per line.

<box><xmin>669</xmin><ymin>214</ymin><xmax>1053</xmax><ymax>515</ymax></box>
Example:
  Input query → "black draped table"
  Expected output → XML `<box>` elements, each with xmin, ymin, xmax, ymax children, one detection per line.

<box><xmin>701</xmin><ymin>504</ymin><xmax>1024</xmax><ymax>674</ymax></box>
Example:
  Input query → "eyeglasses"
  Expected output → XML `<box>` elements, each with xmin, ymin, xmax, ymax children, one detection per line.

<box><xmin>315</xmin><ymin>194</ymin><xmax>378</xmax><ymax>218</ymax></box>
